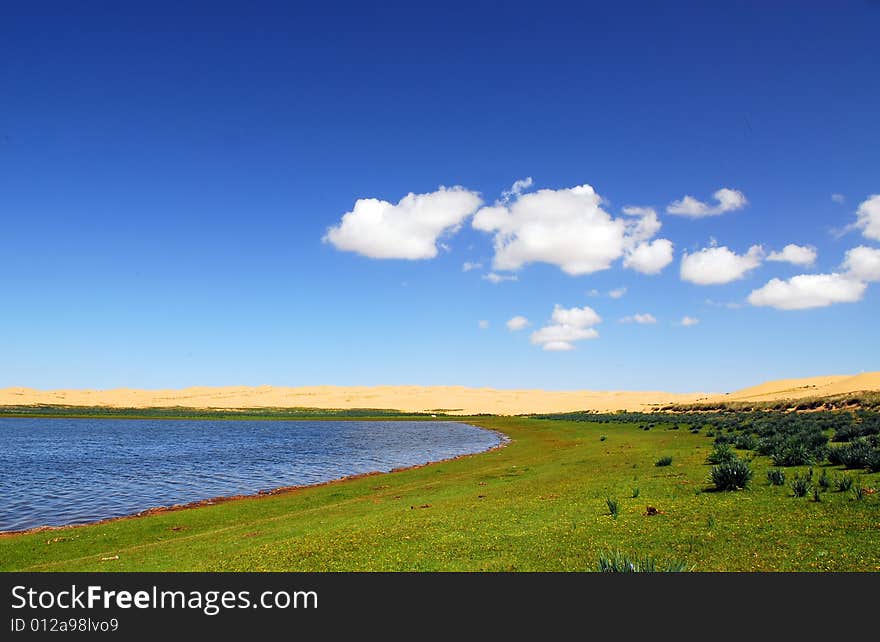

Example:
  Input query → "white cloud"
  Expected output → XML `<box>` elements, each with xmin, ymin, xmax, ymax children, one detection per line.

<box><xmin>530</xmin><ymin>304</ymin><xmax>601</xmax><ymax>352</ymax></box>
<box><xmin>483</xmin><ymin>272</ymin><xmax>518</xmax><ymax>284</ymax></box>
<box><xmin>748</xmin><ymin>273</ymin><xmax>866</xmax><ymax>310</ymax></box>
<box><xmin>831</xmin><ymin>193</ymin><xmax>846</xmax><ymax>204</ymax></box>
<box><xmin>842</xmin><ymin>245</ymin><xmax>880</xmax><ymax>282</ymax></box>
<box><xmin>506</xmin><ymin>315</ymin><xmax>530</xmax><ymax>331</ymax></box>
<box><xmin>680</xmin><ymin>316</ymin><xmax>700</xmax><ymax>326</ymax></box>
<box><xmin>623</xmin><ymin>238</ymin><xmax>674</xmax><ymax>275</ymax></box>
<box><xmin>478</xmin><ymin>320</ymin><xmax>490</xmax><ymax>330</ymax></box>
<box><xmin>667</xmin><ymin>188</ymin><xmax>748</xmax><ymax>218</ymax></box>
<box><xmin>324</xmin><ymin>186</ymin><xmax>482</xmax><ymax>259</ymax></box>
<box><xmin>501</xmin><ymin>177</ymin><xmax>534</xmax><ymax>203</ymax></box>
<box><xmin>705</xmin><ymin>298</ymin><xmax>744</xmax><ymax>310</ymax></box>
<box><xmin>855</xmin><ymin>194</ymin><xmax>880</xmax><ymax>241</ymax></box>
<box><xmin>767</xmin><ymin>244</ymin><xmax>817</xmax><ymax>266</ymax></box>
<box><xmin>462</xmin><ymin>261</ymin><xmax>482</xmax><ymax>272</ymax></box>
<box><xmin>587</xmin><ymin>289</ymin><xmax>600</xmax><ymax>297</ymax></box>
<box><xmin>472</xmin><ymin>184</ymin><xmax>671</xmax><ymax>276</ymax></box>
<box><xmin>620</xmin><ymin>313</ymin><xmax>657</xmax><ymax>324</ymax></box>
<box><xmin>680</xmin><ymin>244</ymin><xmax>764</xmax><ymax>285</ymax></box>
<box><xmin>608</xmin><ymin>287</ymin><xmax>627</xmax><ymax>299</ymax></box>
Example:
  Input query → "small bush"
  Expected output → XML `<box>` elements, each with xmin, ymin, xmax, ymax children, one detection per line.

<box><xmin>631</xmin><ymin>487</ymin><xmax>640</xmax><ymax>498</ymax></box>
<box><xmin>600</xmin><ymin>434</ymin><xmax>607</xmax><ymax>441</ymax></box>
<box><xmin>828</xmin><ymin>439</ymin><xmax>874</xmax><ymax>469</ymax></box>
<box><xmin>818</xmin><ymin>468</ymin><xmax>831</xmax><ymax>489</ymax></box>
<box><xmin>734</xmin><ymin>433</ymin><xmax>758</xmax><ymax>450</ymax></box>
<box><xmin>606</xmin><ymin>497</ymin><xmax>620</xmax><ymax>518</ymax></box>
<box><xmin>835</xmin><ymin>474</ymin><xmax>854</xmax><ymax>492</ymax></box>
<box><xmin>767</xmin><ymin>468</ymin><xmax>786</xmax><ymax>486</ymax></box>
<box><xmin>710</xmin><ymin>457</ymin><xmax>753</xmax><ymax>491</ymax></box>
<box><xmin>813</xmin><ymin>487</ymin><xmax>822</xmax><ymax>502</ymax></box>
<box><xmin>772</xmin><ymin>443</ymin><xmax>814</xmax><ymax>467</ymax></box>
<box><xmin>597</xmin><ymin>551</ymin><xmax>689</xmax><ymax>573</ymax></box>
<box><xmin>791</xmin><ymin>475</ymin><xmax>811</xmax><ymax>497</ymax></box>
<box><xmin>655</xmin><ymin>456</ymin><xmax>673</xmax><ymax>467</ymax></box>
<box><xmin>854</xmin><ymin>486</ymin><xmax>865</xmax><ymax>501</ymax></box>
<box><xmin>707</xmin><ymin>443</ymin><xmax>736</xmax><ymax>465</ymax></box>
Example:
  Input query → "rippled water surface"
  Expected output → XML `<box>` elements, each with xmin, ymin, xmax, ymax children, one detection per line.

<box><xmin>0</xmin><ymin>418</ymin><xmax>501</xmax><ymax>532</ymax></box>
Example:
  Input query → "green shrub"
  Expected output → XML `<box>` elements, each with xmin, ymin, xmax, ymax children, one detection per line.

<box><xmin>790</xmin><ymin>474</ymin><xmax>811</xmax><ymax>497</ymax></box>
<box><xmin>710</xmin><ymin>457</ymin><xmax>753</xmax><ymax>491</ymax></box>
<box><xmin>707</xmin><ymin>443</ymin><xmax>736</xmax><ymax>465</ymax></box>
<box><xmin>772</xmin><ymin>443</ymin><xmax>814</xmax><ymax>467</ymax></box>
<box><xmin>813</xmin><ymin>487</ymin><xmax>822</xmax><ymax>502</ymax></box>
<box><xmin>606</xmin><ymin>497</ymin><xmax>620</xmax><ymax>518</ymax></box>
<box><xmin>631</xmin><ymin>487</ymin><xmax>640</xmax><ymax>498</ymax></box>
<box><xmin>835</xmin><ymin>474</ymin><xmax>854</xmax><ymax>492</ymax></box>
<box><xmin>767</xmin><ymin>468</ymin><xmax>786</xmax><ymax>486</ymax></box>
<box><xmin>734</xmin><ymin>433</ymin><xmax>757</xmax><ymax>450</ymax></box>
<box><xmin>655</xmin><ymin>456</ymin><xmax>673</xmax><ymax>467</ymax></box>
<box><xmin>818</xmin><ymin>468</ymin><xmax>830</xmax><ymax>490</ymax></box>
<box><xmin>828</xmin><ymin>439</ymin><xmax>874</xmax><ymax>469</ymax></box>
<box><xmin>596</xmin><ymin>551</ymin><xmax>689</xmax><ymax>573</ymax></box>
<box><xmin>854</xmin><ymin>486</ymin><xmax>865</xmax><ymax>501</ymax></box>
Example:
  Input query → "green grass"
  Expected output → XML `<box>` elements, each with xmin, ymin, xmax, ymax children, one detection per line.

<box><xmin>1</xmin><ymin>415</ymin><xmax>878</xmax><ymax>572</ymax></box>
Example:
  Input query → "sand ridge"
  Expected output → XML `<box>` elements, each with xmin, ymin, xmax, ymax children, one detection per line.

<box><xmin>0</xmin><ymin>372</ymin><xmax>878</xmax><ymax>415</ymax></box>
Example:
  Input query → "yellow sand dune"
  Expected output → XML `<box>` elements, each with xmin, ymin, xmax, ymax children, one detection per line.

<box><xmin>0</xmin><ymin>372</ymin><xmax>877</xmax><ymax>415</ymax></box>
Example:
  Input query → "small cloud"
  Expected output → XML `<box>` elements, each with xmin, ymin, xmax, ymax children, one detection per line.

<box><xmin>748</xmin><ymin>273</ymin><xmax>866</xmax><ymax>310</ymax></box>
<box><xmin>767</xmin><ymin>244</ymin><xmax>817</xmax><ymax>266</ymax></box>
<box><xmin>705</xmin><ymin>298</ymin><xmax>744</xmax><ymax>310</ymax></box>
<box><xmin>680</xmin><ymin>245</ymin><xmax>764</xmax><ymax>285</ymax></box>
<box><xmin>500</xmin><ymin>176</ymin><xmax>534</xmax><ymax>203</ymax></box>
<box><xmin>478</xmin><ymin>320</ymin><xmax>490</xmax><ymax>330</ymax></box>
<box><xmin>530</xmin><ymin>304</ymin><xmax>602</xmax><ymax>352</ymax></box>
<box><xmin>842</xmin><ymin>245</ymin><xmax>880</xmax><ymax>282</ymax></box>
<box><xmin>679</xmin><ymin>316</ymin><xmax>700</xmax><ymax>326</ymax></box>
<box><xmin>855</xmin><ymin>194</ymin><xmax>880</xmax><ymax>241</ymax></box>
<box><xmin>462</xmin><ymin>261</ymin><xmax>482</xmax><ymax>272</ymax></box>
<box><xmin>667</xmin><ymin>188</ymin><xmax>748</xmax><ymax>218</ymax></box>
<box><xmin>831</xmin><ymin>193</ymin><xmax>846</xmax><ymax>204</ymax></box>
<box><xmin>586</xmin><ymin>289</ymin><xmax>600</xmax><ymax>297</ymax></box>
<box><xmin>620</xmin><ymin>313</ymin><xmax>657</xmax><ymax>324</ymax></box>
<box><xmin>324</xmin><ymin>186</ymin><xmax>483</xmax><ymax>259</ymax></box>
<box><xmin>483</xmin><ymin>272</ymin><xmax>519</xmax><ymax>284</ymax></box>
<box><xmin>506</xmin><ymin>315</ymin><xmax>530</xmax><ymax>331</ymax></box>
<box><xmin>608</xmin><ymin>287</ymin><xmax>627</xmax><ymax>299</ymax></box>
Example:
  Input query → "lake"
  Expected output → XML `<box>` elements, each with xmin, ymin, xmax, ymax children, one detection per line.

<box><xmin>0</xmin><ymin>418</ymin><xmax>502</xmax><ymax>532</ymax></box>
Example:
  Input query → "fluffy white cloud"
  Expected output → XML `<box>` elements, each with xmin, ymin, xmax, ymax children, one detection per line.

<box><xmin>608</xmin><ymin>287</ymin><xmax>627</xmax><ymax>299</ymax></box>
<box><xmin>831</xmin><ymin>193</ymin><xmax>846</xmax><ymax>204</ymax></box>
<box><xmin>324</xmin><ymin>186</ymin><xmax>482</xmax><ymax>259</ymax></box>
<box><xmin>680</xmin><ymin>316</ymin><xmax>700</xmax><ymax>326</ymax></box>
<box><xmin>842</xmin><ymin>245</ymin><xmax>880</xmax><ymax>282</ymax></box>
<box><xmin>530</xmin><ymin>304</ymin><xmax>601</xmax><ymax>352</ymax></box>
<box><xmin>483</xmin><ymin>272</ymin><xmax>518</xmax><ymax>284</ymax></box>
<box><xmin>506</xmin><ymin>315</ymin><xmax>530</xmax><ymax>331</ymax></box>
<box><xmin>680</xmin><ymin>244</ymin><xmax>764</xmax><ymax>285</ymax></box>
<box><xmin>478</xmin><ymin>320</ymin><xmax>490</xmax><ymax>329</ymax></box>
<box><xmin>620</xmin><ymin>313</ymin><xmax>657</xmax><ymax>324</ymax></box>
<box><xmin>855</xmin><ymin>194</ymin><xmax>880</xmax><ymax>241</ymax></box>
<box><xmin>747</xmin><ymin>273</ymin><xmax>866</xmax><ymax>310</ymax></box>
<box><xmin>767</xmin><ymin>244</ymin><xmax>817</xmax><ymax>266</ymax></box>
<box><xmin>472</xmin><ymin>184</ymin><xmax>672</xmax><ymax>276</ymax></box>
<box><xmin>462</xmin><ymin>261</ymin><xmax>482</xmax><ymax>272</ymax></box>
<box><xmin>667</xmin><ymin>188</ymin><xmax>748</xmax><ymax>218</ymax></box>
<box><xmin>623</xmin><ymin>238</ymin><xmax>674</xmax><ymax>275</ymax></box>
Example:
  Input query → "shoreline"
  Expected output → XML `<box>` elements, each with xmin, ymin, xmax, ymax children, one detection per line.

<box><xmin>0</xmin><ymin>423</ymin><xmax>511</xmax><ymax>538</ymax></box>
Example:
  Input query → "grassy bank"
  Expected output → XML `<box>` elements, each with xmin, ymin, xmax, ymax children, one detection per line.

<box><xmin>1</xmin><ymin>414</ymin><xmax>878</xmax><ymax>571</ymax></box>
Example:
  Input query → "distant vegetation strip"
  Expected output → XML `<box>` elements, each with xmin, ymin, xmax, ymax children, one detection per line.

<box><xmin>0</xmin><ymin>405</ymin><xmax>456</xmax><ymax>420</ymax></box>
<box><xmin>657</xmin><ymin>390</ymin><xmax>880</xmax><ymax>412</ymax></box>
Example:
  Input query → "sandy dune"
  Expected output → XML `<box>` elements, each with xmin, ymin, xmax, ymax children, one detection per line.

<box><xmin>0</xmin><ymin>372</ymin><xmax>877</xmax><ymax>415</ymax></box>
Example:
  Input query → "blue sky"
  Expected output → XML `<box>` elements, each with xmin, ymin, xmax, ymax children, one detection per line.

<box><xmin>2</xmin><ymin>1</ymin><xmax>878</xmax><ymax>392</ymax></box>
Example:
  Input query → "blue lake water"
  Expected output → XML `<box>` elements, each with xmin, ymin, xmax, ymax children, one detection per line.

<box><xmin>0</xmin><ymin>418</ymin><xmax>501</xmax><ymax>532</ymax></box>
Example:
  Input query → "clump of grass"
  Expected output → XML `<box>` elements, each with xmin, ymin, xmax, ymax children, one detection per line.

<box><xmin>854</xmin><ymin>486</ymin><xmax>865</xmax><ymax>501</ymax></box>
<box><xmin>767</xmin><ymin>468</ymin><xmax>786</xmax><ymax>486</ymax></box>
<box><xmin>606</xmin><ymin>497</ymin><xmax>620</xmax><ymax>519</ymax></box>
<box><xmin>710</xmin><ymin>456</ymin><xmax>753</xmax><ymax>491</ymax></box>
<box><xmin>813</xmin><ymin>487</ymin><xmax>822</xmax><ymax>502</ymax></box>
<box><xmin>655</xmin><ymin>456</ymin><xmax>673</xmax><ymax>467</ymax></box>
<box><xmin>600</xmin><ymin>435</ymin><xmax>607</xmax><ymax>441</ymax></box>
<box><xmin>631</xmin><ymin>487</ymin><xmax>640</xmax><ymax>498</ymax></box>
<box><xmin>835</xmin><ymin>474</ymin><xmax>854</xmax><ymax>492</ymax></box>
<box><xmin>596</xmin><ymin>551</ymin><xmax>689</xmax><ymax>573</ymax></box>
<box><xmin>818</xmin><ymin>468</ymin><xmax>830</xmax><ymax>490</ymax></box>
<box><xmin>707</xmin><ymin>443</ymin><xmax>736</xmax><ymax>465</ymax></box>
<box><xmin>828</xmin><ymin>439</ymin><xmax>874</xmax><ymax>469</ymax></box>
<box><xmin>790</xmin><ymin>474</ymin><xmax>811</xmax><ymax>498</ymax></box>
